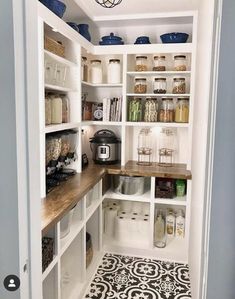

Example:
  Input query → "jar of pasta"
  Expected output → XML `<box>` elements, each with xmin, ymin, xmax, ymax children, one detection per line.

<box><xmin>172</xmin><ymin>78</ymin><xmax>186</xmax><ymax>94</ymax></box>
<box><xmin>134</xmin><ymin>78</ymin><xmax>147</xmax><ymax>94</ymax></box>
<box><xmin>144</xmin><ymin>98</ymin><xmax>158</xmax><ymax>122</ymax></box>
<box><xmin>175</xmin><ymin>98</ymin><xmax>189</xmax><ymax>123</ymax></box>
<box><xmin>153</xmin><ymin>55</ymin><xmax>166</xmax><ymax>71</ymax></box>
<box><xmin>135</xmin><ymin>56</ymin><xmax>148</xmax><ymax>72</ymax></box>
<box><xmin>174</xmin><ymin>55</ymin><xmax>187</xmax><ymax>71</ymax></box>
<box><xmin>159</xmin><ymin>98</ymin><xmax>174</xmax><ymax>122</ymax></box>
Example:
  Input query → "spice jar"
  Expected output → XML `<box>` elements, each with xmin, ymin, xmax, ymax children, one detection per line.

<box><xmin>81</xmin><ymin>56</ymin><xmax>88</xmax><ymax>82</ymax></box>
<box><xmin>144</xmin><ymin>98</ymin><xmax>158</xmax><ymax>122</ymax></box>
<box><xmin>175</xmin><ymin>98</ymin><xmax>189</xmax><ymax>123</ymax></box>
<box><xmin>159</xmin><ymin>98</ymin><xmax>174</xmax><ymax>122</ymax></box>
<box><xmin>45</xmin><ymin>95</ymin><xmax>52</xmax><ymax>125</ymax></box>
<box><xmin>51</xmin><ymin>94</ymin><xmax>62</xmax><ymax>124</ymax></box>
<box><xmin>172</xmin><ymin>78</ymin><xmax>186</xmax><ymax>94</ymax></box>
<box><xmin>90</xmin><ymin>60</ymin><xmax>102</xmax><ymax>84</ymax></box>
<box><xmin>135</xmin><ymin>56</ymin><xmax>148</xmax><ymax>72</ymax></box>
<box><xmin>134</xmin><ymin>78</ymin><xmax>147</xmax><ymax>94</ymax></box>
<box><xmin>107</xmin><ymin>59</ymin><xmax>121</xmax><ymax>84</ymax></box>
<box><xmin>128</xmin><ymin>98</ymin><xmax>142</xmax><ymax>121</ymax></box>
<box><xmin>174</xmin><ymin>55</ymin><xmax>187</xmax><ymax>71</ymax></box>
<box><xmin>153</xmin><ymin>78</ymin><xmax>167</xmax><ymax>94</ymax></box>
<box><xmin>153</xmin><ymin>56</ymin><xmax>166</xmax><ymax>71</ymax></box>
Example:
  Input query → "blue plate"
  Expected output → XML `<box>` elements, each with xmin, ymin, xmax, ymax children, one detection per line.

<box><xmin>160</xmin><ymin>32</ymin><xmax>189</xmax><ymax>43</ymax></box>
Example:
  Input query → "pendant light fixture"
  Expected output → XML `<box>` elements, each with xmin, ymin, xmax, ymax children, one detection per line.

<box><xmin>95</xmin><ymin>0</ymin><xmax>123</xmax><ymax>8</ymax></box>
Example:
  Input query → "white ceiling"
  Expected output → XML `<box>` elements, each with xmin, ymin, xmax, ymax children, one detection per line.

<box><xmin>74</xmin><ymin>0</ymin><xmax>199</xmax><ymax>20</ymax></box>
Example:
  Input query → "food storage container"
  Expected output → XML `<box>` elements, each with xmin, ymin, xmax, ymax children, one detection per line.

<box><xmin>159</xmin><ymin>98</ymin><xmax>174</xmax><ymax>122</ymax></box>
<box><xmin>144</xmin><ymin>98</ymin><xmax>158</xmax><ymax>122</ymax></box>
<box><xmin>134</xmin><ymin>78</ymin><xmax>147</xmax><ymax>94</ymax></box>
<box><xmin>135</xmin><ymin>55</ymin><xmax>148</xmax><ymax>71</ymax></box>
<box><xmin>128</xmin><ymin>98</ymin><xmax>142</xmax><ymax>121</ymax></box>
<box><xmin>137</xmin><ymin>128</ymin><xmax>153</xmax><ymax>166</ymax></box>
<box><xmin>158</xmin><ymin>128</ymin><xmax>177</xmax><ymax>166</ymax></box>
<box><xmin>107</xmin><ymin>59</ymin><xmax>121</xmax><ymax>84</ymax></box>
<box><xmin>61</xmin><ymin>95</ymin><xmax>70</xmax><ymax>123</ymax></box>
<box><xmin>172</xmin><ymin>77</ymin><xmax>186</xmax><ymax>94</ymax></box>
<box><xmin>155</xmin><ymin>178</ymin><xmax>175</xmax><ymax>198</ymax></box>
<box><xmin>175</xmin><ymin>97</ymin><xmax>189</xmax><ymax>123</ymax></box>
<box><xmin>81</xmin><ymin>56</ymin><xmax>88</xmax><ymax>82</ymax></box>
<box><xmin>174</xmin><ymin>55</ymin><xmax>187</xmax><ymax>71</ymax></box>
<box><xmin>67</xmin><ymin>130</ymin><xmax>78</xmax><ymax>161</ymax></box>
<box><xmin>45</xmin><ymin>95</ymin><xmax>52</xmax><ymax>125</ymax></box>
<box><xmin>90</xmin><ymin>59</ymin><xmax>102</xmax><ymax>84</ymax></box>
<box><xmin>113</xmin><ymin>176</ymin><xmax>146</xmax><ymax>195</ymax></box>
<box><xmin>153</xmin><ymin>55</ymin><xmax>166</xmax><ymax>71</ymax></box>
<box><xmin>153</xmin><ymin>78</ymin><xmax>167</xmax><ymax>94</ymax></box>
<box><xmin>59</xmin><ymin>132</ymin><xmax>70</xmax><ymax>163</ymax></box>
<box><xmin>51</xmin><ymin>95</ymin><xmax>62</xmax><ymax>124</ymax></box>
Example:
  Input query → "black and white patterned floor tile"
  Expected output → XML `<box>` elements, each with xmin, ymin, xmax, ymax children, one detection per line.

<box><xmin>85</xmin><ymin>253</ymin><xmax>191</xmax><ymax>299</ymax></box>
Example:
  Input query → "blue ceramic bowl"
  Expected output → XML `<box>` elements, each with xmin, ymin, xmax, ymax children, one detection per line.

<box><xmin>160</xmin><ymin>32</ymin><xmax>189</xmax><ymax>43</ymax></box>
<box><xmin>99</xmin><ymin>33</ymin><xmax>124</xmax><ymax>45</ymax></box>
<box><xmin>40</xmin><ymin>0</ymin><xmax>66</xmax><ymax>18</ymax></box>
<box><xmin>67</xmin><ymin>22</ymin><xmax>79</xmax><ymax>32</ymax></box>
<box><xmin>134</xmin><ymin>36</ymin><xmax>151</xmax><ymax>44</ymax></box>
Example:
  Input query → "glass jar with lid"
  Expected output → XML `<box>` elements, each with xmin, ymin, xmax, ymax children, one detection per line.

<box><xmin>137</xmin><ymin>128</ymin><xmax>153</xmax><ymax>166</ymax></box>
<box><xmin>144</xmin><ymin>98</ymin><xmax>158</xmax><ymax>122</ymax></box>
<box><xmin>81</xmin><ymin>56</ymin><xmax>88</xmax><ymax>82</ymax></box>
<box><xmin>128</xmin><ymin>98</ymin><xmax>142</xmax><ymax>122</ymax></box>
<box><xmin>134</xmin><ymin>78</ymin><xmax>147</xmax><ymax>94</ymax></box>
<box><xmin>135</xmin><ymin>55</ymin><xmax>148</xmax><ymax>72</ymax></box>
<box><xmin>107</xmin><ymin>59</ymin><xmax>121</xmax><ymax>84</ymax></box>
<box><xmin>159</xmin><ymin>98</ymin><xmax>174</xmax><ymax>122</ymax></box>
<box><xmin>90</xmin><ymin>59</ymin><xmax>103</xmax><ymax>84</ymax></box>
<box><xmin>172</xmin><ymin>78</ymin><xmax>186</xmax><ymax>94</ymax></box>
<box><xmin>153</xmin><ymin>55</ymin><xmax>166</xmax><ymax>71</ymax></box>
<box><xmin>153</xmin><ymin>78</ymin><xmax>167</xmax><ymax>94</ymax></box>
<box><xmin>175</xmin><ymin>97</ymin><xmax>189</xmax><ymax>123</ymax></box>
<box><xmin>45</xmin><ymin>95</ymin><xmax>52</xmax><ymax>125</ymax></box>
<box><xmin>174</xmin><ymin>55</ymin><xmax>187</xmax><ymax>71</ymax></box>
<box><xmin>51</xmin><ymin>94</ymin><xmax>62</xmax><ymax>124</ymax></box>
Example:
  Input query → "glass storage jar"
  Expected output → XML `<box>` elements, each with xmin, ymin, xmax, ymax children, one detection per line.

<box><xmin>128</xmin><ymin>98</ymin><xmax>142</xmax><ymax>122</ymax></box>
<box><xmin>158</xmin><ymin>128</ymin><xmax>177</xmax><ymax>166</ymax></box>
<box><xmin>61</xmin><ymin>94</ymin><xmax>70</xmax><ymax>123</ymax></box>
<box><xmin>174</xmin><ymin>55</ymin><xmax>187</xmax><ymax>71</ymax></box>
<box><xmin>137</xmin><ymin>128</ymin><xmax>153</xmax><ymax>166</ymax></box>
<box><xmin>159</xmin><ymin>98</ymin><xmax>174</xmax><ymax>122</ymax></box>
<box><xmin>45</xmin><ymin>95</ymin><xmax>52</xmax><ymax>125</ymax></box>
<box><xmin>90</xmin><ymin>59</ymin><xmax>103</xmax><ymax>84</ymax></box>
<box><xmin>153</xmin><ymin>56</ymin><xmax>166</xmax><ymax>71</ymax></box>
<box><xmin>51</xmin><ymin>94</ymin><xmax>62</xmax><ymax>124</ymax></box>
<box><xmin>153</xmin><ymin>78</ymin><xmax>167</xmax><ymax>94</ymax></box>
<box><xmin>135</xmin><ymin>55</ymin><xmax>148</xmax><ymax>72</ymax></box>
<box><xmin>175</xmin><ymin>97</ymin><xmax>189</xmax><ymax>123</ymax></box>
<box><xmin>144</xmin><ymin>98</ymin><xmax>158</xmax><ymax>122</ymax></box>
<box><xmin>134</xmin><ymin>78</ymin><xmax>147</xmax><ymax>94</ymax></box>
<box><xmin>81</xmin><ymin>56</ymin><xmax>88</xmax><ymax>82</ymax></box>
<box><xmin>107</xmin><ymin>59</ymin><xmax>121</xmax><ymax>84</ymax></box>
<box><xmin>172</xmin><ymin>78</ymin><xmax>186</xmax><ymax>94</ymax></box>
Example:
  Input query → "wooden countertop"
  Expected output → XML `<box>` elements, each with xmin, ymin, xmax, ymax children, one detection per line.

<box><xmin>42</xmin><ymin>161</ymin><xmax>192</xmax><ymax>235</ymax></box>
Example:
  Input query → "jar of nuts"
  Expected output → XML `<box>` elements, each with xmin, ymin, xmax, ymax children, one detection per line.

<box><xmin>134</xmin><ymin>78</ymin><xmax>147</xmax><ymax>94</ymax></box>
<box><xmin>135</xmin><ymin>55</ymin><xmax>148</xmax><ymax>72</ymax></box>
<box><xmin>174</xmin><ymin>55</ymin><xmax>187</xmax><ymax>71</ymax></box>
<box><xmin>159</xmin><ymin>98</ymin><xmax>174</xmax><ymax>122</ymax></box>
<box><xmin>153</xmin><ymin>78</ymin><xmax>167</xmax><ymax>94</ymax></box>
<box><xmin>172</xmin><ymin>78</ymin><xmax>186</xmax><ymax>94</ymax></box>
<box><xmin>153</xmin><ymin>55</ymin><xmax>166</xmax><ymax>71</ymax></box>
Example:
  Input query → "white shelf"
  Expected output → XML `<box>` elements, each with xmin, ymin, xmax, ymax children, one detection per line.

<box><xmin>86</xmin><ymin>197</ymin><xmax>103</xmax><ymax>223</ymax></box>
<box><xmin>81</xmin><ymin>121</ymin><xmax>122</xmax><ymax>126</ymax></box>
<box><xmin>127</xmin><ymin>71</ymin><xmax>191</xmax><ymax>77</ymax></box>
<box><xmin>154</xmin><ymin>196</ymin><xmax>187</xmax><ymax>206</ymax></box>
<box><xmin>44</xmin><ymin>123</ymin><xmax>79</xmax><ymax>133</ymax></box>
<box><xmin>125</xmin><ymin>122</ymin><xmax>189</xmax><ymax>128</ymax></box>
<box><xmin>126</xmin><ymin>93</ymin><xmax>191</xmax><ymax>97</ymax></box>
<box><xmin>45</xmin><ymin>84</ymin><xmax>75</xmax><ymax>92</ymax></box>
<box><xmin>44</xmin><ymin>50</ymin><xmax>77</xmax><ymax>67</ymax></box>
<box><xmin>42</xmin><ymin>255</ymin><xmax>58</xmax><ymax>281</ymax></box>
<box><xmin>82</xmin><ymin>81</ymin><xmax>123</xmax><ymax>88</ymax></box>
<box><xmin>104</xmin><ymin>189</ymin><xmax>151</xmax><ymax>202</ymax></box>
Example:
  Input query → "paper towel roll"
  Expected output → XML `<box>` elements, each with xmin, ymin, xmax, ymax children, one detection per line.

<box><xmin>120</xmin><ymin>201</ymin><xmax>133</xmax><ymax>213</ymax></box>
<box><xmin>105</xmin><ymin>206</ymin><xmax>118</xmax><ymax>237</ymax></box>
<box><xmin>132</xmin><ymin>202</ymin><xmax>143</xmax><ymax>214</ymax></box>
<box><xmin>115</xmin><ymin>216</ymin><xmax>132</xmax><ymax>243</ymax></box>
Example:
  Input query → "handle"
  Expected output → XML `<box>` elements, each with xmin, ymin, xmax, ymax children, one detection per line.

<box><xmin>94</xmin><ymin>129</ymin><xmax>115</xmax><ymax>137</ymax></box>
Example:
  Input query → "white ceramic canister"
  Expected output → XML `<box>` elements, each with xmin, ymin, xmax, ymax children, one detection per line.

<box><xmin>107</xmin><ymin>59</ymin><xmax>121</xmax><ymax>84</ymax></box>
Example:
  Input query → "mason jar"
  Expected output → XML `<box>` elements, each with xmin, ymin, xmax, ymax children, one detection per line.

<box><xmin>81</xmin><ymin>56</ymin><xmax>88</xmax><ymax>82</ymax></box>
<box><xmin>175</xmin><ymin>97</ymin><xmax>189</xmax><ymax>123</ymax></box>
<box><xmin>107</xmin><ymin>59</ymin><xmax>121</xmax><ymax>84</ymax></box>
<box><xmin>153</xmin><ymin>78</ymin><xmax>167</xmax><ymax>94</ymax></box>
<box><xmin>174</xmin><ymin>55</ymin><xmax>187</xmax><ymax>71</ymax></box>
<box><xmin>135</xmin><ymin>55</ymin><xmax>148</xmax><ymax>72</ymax></box>
<box><xmin>134</xmin><ymin>78</ymin><xmax>147</xmax><ymax>94</ymax></box>
<box><xmin>90</xmin><ymin>59</ymin><xmax>102</xmax><ymax>84</ymax></box>
<box><xmin>144</xmin><ymin>98</ymin><xmax>158</xmax><ymax>122</ymax></box>
<box><xmin>153</xmin><ymin>55</ymin><xmax>166</xmax><ymax>71</ymax></box>
<box><xmin>128</xmin><ymin>98</ymin><xmax>142</xmax><ymax>122</ymax></box>
<box><xmin>159</xmin><ymin>98</ymin><xmax>174</xmax><ymax>122</ymax></box>
<box><xmin>172</xmin><ymin>78</ymin><xmax>186</xmax><ymax>94</ymax></box>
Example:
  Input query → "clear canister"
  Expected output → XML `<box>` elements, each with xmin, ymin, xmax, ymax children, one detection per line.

<box><xmin>45</xmin><ymin>95</ymin><xmax>52</xmax><ymax>125</ymax></box>
<box><xmin>134</xmin><ymin>78</ymin><xmax>147</xmax><ymax>94</ymax></box>
<box><xmin>107</xmin><ymin>59</ymin><xmax>121</xmax><ymax>84</ymax></box>
<box><xmin>51</xmin><ymin>94</ymin><xmax>62</xmax><ymax>124</ymax></box>
<box><xmin>175</xmin><ymin>98</ymin><xmax>189</xmax><ymax>123</ymax></box>
<box><xmin>90</xmin><ymin>59</ymin><xmax>102</xmax><ymax>84</ymax></box>
<box><xmin>153</xmin><ymin>78</ymin><xmax>167</xmax><ymax>94</ymax></box>
<box><xmin>174</xmin><ymin>55</ymin><xmax>187</xmax><ymax>71</ymax></box>
<box><xmin>172</xmin><ymin>78</ymin><xmax>186</xmax><ymax>94</ymax></box>
<box><xmin>81</xmin><ymin>56</ymin><xmax>88</xmax><ymax>82</ymax></box>
<box><xmin>135</xmin><ymin>55</ymin><xmax>148</xmax><ymax>72</ymax></box>
<box><xmin>144</xmin><ymin>98</ymin><xmax>158</xmax><ymax>122</ymax></box>
<box><xmin>153</xmin><ymin>56</ymin><xmax>166</xmax><ymax>71</ymax></box>
<box><xmin>159</xmin><ymin>98</ymin><xmax>174</xmax><ymax>122</ymax></box>
<box><xmin>128</xmin><ymin>98</ymin><xmax>142</xmax><ymax>122</ymax></box>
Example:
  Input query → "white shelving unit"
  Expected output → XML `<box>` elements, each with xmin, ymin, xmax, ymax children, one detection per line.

<box><xmin>38</xmin><ymin>3</ymin><xmax>197</xmax><ymax>299</ymax></box>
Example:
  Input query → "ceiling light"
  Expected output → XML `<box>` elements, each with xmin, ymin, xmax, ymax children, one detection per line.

<box><xmin>95</xmin><ymin>0</ymin><xmax>123</xmax><ymax>8</ymax></box>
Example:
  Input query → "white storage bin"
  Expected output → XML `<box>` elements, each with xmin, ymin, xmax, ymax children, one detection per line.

<box><xmin>113</xmin><ymin>176</ymin><xmax>145</xmax><ymax>195</ymax></box>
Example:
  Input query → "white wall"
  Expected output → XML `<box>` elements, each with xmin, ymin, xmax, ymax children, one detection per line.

<box><xmin>189</xmin><ymin>0</ymin><xmax>216</xmax><ymax>298</ymax></box>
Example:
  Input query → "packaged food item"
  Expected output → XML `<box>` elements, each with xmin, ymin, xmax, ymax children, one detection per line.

<box><xmin>175</xmin><ymin>210</ymin><xmax>185</xmax><ymax>238</ymax></box>
<box><xmin>159</xmin><ymin>98</ymin><xmax>174</xmax><ymax>122</ymax></box>
<box><xmin>134</xmin><ymin>78</ymin><xmax>147</xmax><ymax>94</ymax></box>
<box><xmin>135</xmin><ymin>55</ymin><xmax>148</xmax><ymax>71</ymax></box>
<box><xmin>176</xmin><ymin>179</ymin><xmax>186</xmax><ymax>197</ymax></box>
<box><xmin>153</xmin><ymin>78</ymin><xmax>167</xmax><ymax>94</ymax></box>
<box><xmin>153</xmin><ymin>55</ymin><xmax>166</xmax><ymax>71</ymax></box>
<box><xmin>174</xmin><ymin>55</ymin><xmax>187</xmax><ymax>71</ymax></box>
<box><xmin>175</xmin><ymin>98</ymin><xmax>189</xmax><ymax>123</ymax></box>
<box><xmin>107</xmin><ymin>59</ymin><xmax>121</xmax><ymax>84</ymax></box>
<box><xmin>166</xmin><ymin>210</ymin><xmax>175</xmax><ymax>237</ymax></box>
<box><xmin>173</xmin><ymin>78</ymin><xmax>186</xmax><ymax>94</ymax></box>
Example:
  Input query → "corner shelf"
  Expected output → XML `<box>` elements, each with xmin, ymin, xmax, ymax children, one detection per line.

<box><xmin>44</xmin><ymin>123</ymin><xmax>80</xmax><ymax>134</ymax></box>
<box><xmin>104</xmin><ymin>189</ymin><xmax>151</xmax><ymax>203</ymax></box>
<box><xmin>154</xmin><ymin>196</ymin><xmax>187</xmax><ymax>206</ymax></box>
<box><xmin>45</xmin><ymin>84</ymin><xmax>76</xmax><ymax>93</ymax></box>
<box><xmin>82</xmin><ymin>81</ymin><xmax>123</xmax><ymax>88</ymax></box>
<box><xmin>44</xmin><ymin>50</ymin><xmax>77</xmax><ymax>67</ymax></box>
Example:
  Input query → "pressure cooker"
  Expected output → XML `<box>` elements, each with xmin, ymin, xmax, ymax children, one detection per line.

<box><xmin>90</xmin><ymin>129</ymin><xmax>120</xmax><ymax>164</ymax></box>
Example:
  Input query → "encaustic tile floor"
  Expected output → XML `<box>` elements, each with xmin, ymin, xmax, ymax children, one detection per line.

<box><xmin>85</xmin><ymin>253</ymin><xmax>191</xmax><ymax>299</ymax></box>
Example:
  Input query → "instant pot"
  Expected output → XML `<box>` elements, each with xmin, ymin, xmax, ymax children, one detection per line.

<box><xmin>90</xmin><ymin>129</ymin><xmax>120</xmax><ymax>164</ymax></box>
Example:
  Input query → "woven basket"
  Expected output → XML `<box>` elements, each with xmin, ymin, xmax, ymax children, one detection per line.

<box><xmin>42</xmin><ymin>237</ymin><xmax>54</xmax><ymax>272</ymax></box>
<box><xmin>44</xmin><ymin>36</ymin><xmax>65</xmax><ymax>58</ymax></box>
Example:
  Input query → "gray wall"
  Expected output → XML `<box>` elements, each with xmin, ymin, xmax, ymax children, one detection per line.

<box><xmin>207</xmin><ymin>0</ymin><xmax>235</xmax><ymax>298</ymax></box>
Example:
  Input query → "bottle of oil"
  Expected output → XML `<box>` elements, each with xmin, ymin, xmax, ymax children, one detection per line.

<box><xmin>154</xmin><ymin>210</ymin><xmax>166</xmax><ymax>248</ymax></box>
